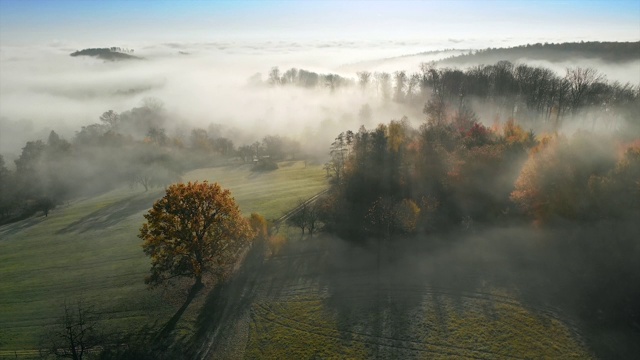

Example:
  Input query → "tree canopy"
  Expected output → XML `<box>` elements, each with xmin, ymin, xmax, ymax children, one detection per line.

<box><xmin>139</xmin><ymin>181</ymin><xmax>254</xmax><ymax>288</ymax></box>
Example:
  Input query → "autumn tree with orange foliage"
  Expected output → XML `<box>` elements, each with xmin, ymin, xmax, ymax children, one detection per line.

<box><xmin>249</xmin><ymin>212</ymin><xmax>269</xmax><ymax>241</ymax></box>
<box><xmin>139</xmin><ymin>181</ymin><xmax>253</xmax><ymax>290</ymax></box>
<box><xmin>510</xmin><ymin>132</ymin><xmax>619</xmax><ymax>224</ymax></box>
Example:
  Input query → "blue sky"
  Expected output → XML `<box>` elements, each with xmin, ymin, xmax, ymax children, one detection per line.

<box><xmin>1</xmin><ymin>0</ymin><xmax>638</xmax><ymax>46</ymax></box>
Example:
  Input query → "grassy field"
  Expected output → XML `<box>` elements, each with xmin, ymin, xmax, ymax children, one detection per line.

<box><xmin>0</xmin><ymin>161</ymin><xmax>328</xmax><ymax>353</ymax></box>
<box><xmin>205</xmin><ymin>233</ymin><xmax>594</xmax><ymax>359</ymax></box>
<box><xmin>247</xmin><ymin>291</ymin><xmax>591</xmax><ymax>359</ymax></box>
<box><xmin>1</xmin><ymin>160</ymin><xmax>594</xmax><ymax>359</ymax></box>
<box><xmin>183</xmin><ymin>161</ymin><xmax>328</xmax><ymax>220</ymax></box>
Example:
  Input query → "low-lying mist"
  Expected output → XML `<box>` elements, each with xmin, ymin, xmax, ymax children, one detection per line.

<box><xmin>3</xmin><ymin>41</ymin><xmax>637</xmax><ymax>159</ymax></box>
<box><xmin>0</xmin><ymin>42</ymin><xmax>417</xmax><ymax>157</ymax></box>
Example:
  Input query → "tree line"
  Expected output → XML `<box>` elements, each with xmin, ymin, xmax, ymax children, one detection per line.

<box><xmin>0</xmin><ymin>101</ymin><xmax>302</xmax><ymax>224</ymax></box>
<box><xmin>319</xmin><ymin>116</ymin><xmax>639</xmax><ymax>239</ymax></box>
<box><xmin>262</xmin><ymin>62</ymin><xmax>638</xmax><ymax>134</ymax></box>
<box><xmin>255</xmin><ymin>66</ymin><xmax>355</xmax><ymax>91</ymax></box>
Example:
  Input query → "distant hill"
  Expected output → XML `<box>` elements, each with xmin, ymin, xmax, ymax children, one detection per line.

<box><xmin>339</xmin><ymin>41</ymin><xmax>640</xmax><ymax>75</ymax></box>
<box><xmin>338</xmin><ymin>49</ymin><xmax>467</xmax><ymax>72</ymax></box>
<box><xmin>439</xmin><ymin>41</ymin><xmax>640</xmax><ymax>65</ymax></box>
<box><xmin>70</xmin><ymin>47</ymin><xmax>141</xmax><ymax>61</ymax></box>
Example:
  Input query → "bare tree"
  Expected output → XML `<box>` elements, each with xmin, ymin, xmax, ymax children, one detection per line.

<box><xmin>305</xmin><ymin>202</ymin><xmax>320</xmax><ymax>237</ymax></box>
<box><xmin>374</xmin><ymin>72</ymin><xmax>391</xmax><ymax>101</ymax></box>
<box><xmin>288</xmin><ymin>201</ymin><xmax>308</xmax><ymax>236</ymax></box>
<box><xmin>42</xmin><ymin>301</ymin><xmax>101</xmax><ymax>360</ymax></box>
<box><xmin>99</xmin><ymin>110</ymin><xmax>120</xmax><ymax>131</ymax></box>
<box><xmin>393</xmin><ymin>70</ymin><xmax>407</xmax><ymax>103</ymax></box>
<box><xmin>288</xmin><ymin>200</ymin><xmax>321</xmax><ymax>237</ymax></box>
<box><xmin>268</xmin><ymin>67</ymin><xmax>281</xmax><ymax>86</ymax></box>
<box><xmin>565</xmin><ymin>67</ymin><xmax>604</xmax><ymax>114</ymax></box>
<box><xmin>324</xmin><ymin>74</ymin><xmax>340</xmax><ymax>92</ymax></box>
<box><xmin>357</xmin><ymin>71</ymin><xmax>371</xmax><ymax>92</ymax></box>
<box><xmin>407</xmin><ymin>73</ymin><xmax>420</xmax><ymax>103</ymax></box>
<box><xmin>282</xmin><ymin>68</ymin><xmax>298</xmax><ymax>85</ymax></box>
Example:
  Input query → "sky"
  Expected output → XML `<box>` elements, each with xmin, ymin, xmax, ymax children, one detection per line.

<box><xmin>1</xmin><ymin>0</ymin><xmax>639</xmax><ymax>47</ymax></box>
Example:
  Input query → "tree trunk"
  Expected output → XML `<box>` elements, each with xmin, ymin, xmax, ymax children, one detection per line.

<box><xmin>194</xmin><ymin>274</ymin><xmax>203</xmax><ymax>291</ymax></box>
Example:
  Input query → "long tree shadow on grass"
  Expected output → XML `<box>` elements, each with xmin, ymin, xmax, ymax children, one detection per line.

<box><xmin>0</xmin><ymin>215</ymin><xmax>47</xmax><ymax>238</ymax></box>
<box><xmin>315</xmin><ymin>236</ymin><xmax>429</xmax><ymax>359</ymax></box>
<box><xmin>56</xmin><ymin>191</ymin><xmax>160</xmax><ymax>234</ymax></box>
<box><xmin>178</xmin><ymin>220</ymin><xmax>640</xmax><ymax>359</ymax></box>
<box><xmin>155</xmin><ymin>281</ymin><xmax>204</xmax><ymax>341</ymax></box>
<box><xmin>189</xmin><ymin>239</ymin><xmax>268</xmax><ymax>359</ymax></box>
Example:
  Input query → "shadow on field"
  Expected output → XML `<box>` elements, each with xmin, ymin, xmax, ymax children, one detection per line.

<box><xmin>56</xmin><ymin>192</ymin><xmax>159</xmax><ymax>234</ymax></box>
<box><xmin>260</xmin><ymin>230</ymin><xmax>594</xmax><ymax>358</ymax></box>
<box><xmin>188</xmin><ymin>222</ymin><xmax>640</xmax><ymax>359</ymax></box>
<box><xmin>0</xmin><ymin>215</ymin><xmax>47</xmax><ymax>238</ymax></box>
<box><xmin>156</xmin><ymin>281</ymin><xmax>204</xmax><ymax>340</ymax></box>
<box><xmin>316</xmin><ymin>237</ymin><xmax>434</xmax><ymax>358</ymax></box>
<box><xmin>190</xmin><ymin>240</ymin><xmax>268</xmax><ymax>359</ymax></box>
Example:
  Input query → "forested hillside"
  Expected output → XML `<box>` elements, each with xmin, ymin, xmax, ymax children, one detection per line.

<box><xmin>440</xmin><ymin>41</ymin><xmax>640</xmax><ymax>65</ymax></box>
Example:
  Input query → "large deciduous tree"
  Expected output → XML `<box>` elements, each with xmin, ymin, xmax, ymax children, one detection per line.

<box><xmin>139</xmin><ymin>181</ymin><xmax>253</xmax><ymax>290</ymax></box>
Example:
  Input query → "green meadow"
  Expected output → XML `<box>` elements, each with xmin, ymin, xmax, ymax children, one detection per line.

<box><xmin>0</xmin><ymin>161</ymin><xmax>327</xmax><ymax>353</ymax></box>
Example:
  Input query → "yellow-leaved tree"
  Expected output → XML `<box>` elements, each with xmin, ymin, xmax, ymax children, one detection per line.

<box><xmin>510</xmin><ymin>133</ymin><xmax>618</xmax><ymax>224</ymax></box>
<box><xmin>139</xmin><ymin>181</ymin><xmax>254</xmax><ymax>291</ymax></box>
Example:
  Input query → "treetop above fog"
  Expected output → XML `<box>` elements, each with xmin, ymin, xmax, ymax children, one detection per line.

<box><xmin>70</xmin><ymin>47</ymin><xmax>140</xmax><ymax>61</ymax></box>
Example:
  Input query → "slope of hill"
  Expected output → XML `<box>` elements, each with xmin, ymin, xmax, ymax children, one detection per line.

<box><xmin>338</xmin><ymin>41</ymin><xmax>640</xmax><ymax>84</ymax></box>
<box><xmin>337</xmin><ymin>49</ymin><xmax>468</xmax><ymax>73</ymax></box>
<box><xmin>439</xmin><ymin>41</ymin><xmax>640</xmax><ymax>65</ymax></box>
<box><xmin>0</xmin><ymin>161</ymin><xmax>327</xmax><ymax>353</ymax></box>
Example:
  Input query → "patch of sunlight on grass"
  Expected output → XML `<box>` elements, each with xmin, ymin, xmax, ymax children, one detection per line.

<box><xmin>183</xmin><ymin>161</ymin><xmax>328</xmax><ymax>219</ymax></box>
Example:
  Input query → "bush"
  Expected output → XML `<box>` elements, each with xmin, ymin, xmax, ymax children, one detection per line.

<box><xmin>253</xmin><ymin>158</ymin><xmax>278</xmax><ymax>171</ymax></box>
<box><xmin>267</xmin><ymin>235</ymin><xmax>286</xmax><ymax>257</ymax></box>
